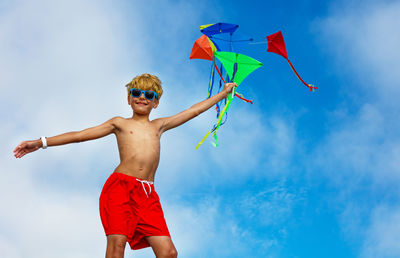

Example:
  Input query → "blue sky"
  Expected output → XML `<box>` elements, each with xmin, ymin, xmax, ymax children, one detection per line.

<box><xmin>1</xmin><ymin>0</ymin><xmax>400</xmax><ymax>257</ymax></box>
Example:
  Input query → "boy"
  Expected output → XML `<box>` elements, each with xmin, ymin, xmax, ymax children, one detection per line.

<box><xmin>13</xmin><ymin>73</ymin><xmax>236</xmax><ymax>258</ymax></box>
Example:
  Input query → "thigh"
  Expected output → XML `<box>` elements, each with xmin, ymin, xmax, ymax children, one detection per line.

<box><xmin>145</xmin><ymin>236</ymin><xmax>177</xmax><ymax>257</ymax></box>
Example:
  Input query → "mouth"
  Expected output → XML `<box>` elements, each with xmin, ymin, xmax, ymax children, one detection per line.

<box><xmin>136</xmin><ymin>102</ymin><xmax>148</xmax><ymax>106</ymax></box>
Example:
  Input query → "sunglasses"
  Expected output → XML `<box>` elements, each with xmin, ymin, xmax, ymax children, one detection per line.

<box><xmin>129</xmin><ymin>88</ymin><xmax>158</xmax><ymax>100</ymax></box>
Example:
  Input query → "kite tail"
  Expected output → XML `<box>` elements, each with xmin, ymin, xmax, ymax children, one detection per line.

<box><xmin>235</xmin><ymin>92</ymin><xmax>253</xmax><ymax>104</ymax></box>
<box><xmin>286</xmin><ymin>58</ymin><xmax>318</xmax><ymax>92</ymax></box>
<box><xmin>195</xmin><ymin>90</ymin><xmax>234</xmax><ymax>149</ymax></box>
<box><xmin>211</xmin><ymin>132</ymin><xmax>219</xmax><ymax>147</ymax></box>
<box><xmin>207</xmin><ymin>57</ymin><xmax>216</xmax><ymax>98</ymax></box>
<box><xmin>210</xmin><ymin>63</ymin><xmax>237</xmax><ymax>147</ymax></box>
<box><xmin>195</xmin><ymin>130</ymin><xmax>212</xmax><ymax>150</ymax></box>
<box><xmin>214</xmin><ymin>63</ymin><xmax>226</xmax><ymax>83</ymax></box>
<box><xmin>216</xmin><ymin>61</ymin><xmax>253</xmax><ymax>103</ymax></box>
<box><xmin>196</xmin><ymin>63</ymin><xmax>238</xmax><ymax>149</ymax></box>
<box><xmin>211</xmin><ymin>88</ymin><xmax>235</xmax><ymax>147</ymax></box>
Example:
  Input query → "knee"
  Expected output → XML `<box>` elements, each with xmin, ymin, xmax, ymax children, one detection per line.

<box><xmin>113</xmin><ymin>240</ymin><xmax>126</xmax><ymax>250</ymax></box>
<box><xmin>160</xmin><ymin>246</ymin><xmax>178</xmax><ymax>258</ymax></box>
<box><xmin>170</xmin><ymin>248</ymin><xmax>178</xmax><ymax>258</ymax></box>
<box><xmin>107</xmin><ymin>239</ymin><xmax>126</xmax><ymax>257</ymax></box>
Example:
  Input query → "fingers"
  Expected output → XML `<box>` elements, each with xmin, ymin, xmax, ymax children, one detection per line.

<box><xmin>13</xmin><ymin>143</ymin><xmax>24</xmax><ymax>158</ymax></box>
<box><xmin>13</xmin><ymin>142</ymin><xmax>24</xmax><ymax>153</ymax></box>
<box><xmin>13</xmin><ymin>146</ymin><xmax>25</xmax><ymax>158</ymax></box>
<box><xmin>14</xmin><ymin>148</ymin><xmax>24</xmax><ymax>158</ymax></box>
<box><xmin>14</xmin><ymin>147</ymin><xmax>37</xmax><ymax>158</ymax></box>
<box><xmin>225</xmin><ymin>82</ymin><xmax>237</xmax><ymax>91</ymax></box>
<box><xmin>13</xmin><ymin>142</ymin><xmax>35</xmax><ymax>158</ymax></box>
<box><xmin>14</xmin><ymin>151</ymin><xmax>23</xmax><ymax>158</ymax></box>
<box><xmin>225</xmin><ymin>82</ymin><xmax>237</xmax><ymax>86</ymax></box>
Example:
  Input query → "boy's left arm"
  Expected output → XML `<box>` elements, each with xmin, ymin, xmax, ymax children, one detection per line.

<box><xmin>159</xmin><ymin>82</ymin><xmax>236</xmax><ymax>133</ymax></box>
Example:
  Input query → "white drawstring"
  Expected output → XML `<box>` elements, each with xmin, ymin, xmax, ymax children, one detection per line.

<box><xmin>136</xmin><ymin>178</ymin><xmax>153</xmax><ymax>198</ymax></box>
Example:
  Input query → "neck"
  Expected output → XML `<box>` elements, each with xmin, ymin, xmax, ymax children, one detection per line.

<box><xmin>131</xmin><ymin>112</ymin><xmax>150</xmax><ymax>122</ymax></box>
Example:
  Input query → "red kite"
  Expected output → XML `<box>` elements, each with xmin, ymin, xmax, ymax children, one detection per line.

<box><xmin>267</xmin><ymin>31</ymin><xmax>317</xmax><ymax>92</ymax></box>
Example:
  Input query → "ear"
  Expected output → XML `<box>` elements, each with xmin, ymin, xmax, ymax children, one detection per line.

<box><xmin>153</xmin><ymin>100</ymin><xmax>159</xmax><ymax>109</ymax></box>
<box><xmin>127</xmin><ymin>95</ymin><xmax>131</xmax><ymax>105</ymax></box>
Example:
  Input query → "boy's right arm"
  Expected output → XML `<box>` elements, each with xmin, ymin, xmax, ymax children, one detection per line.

<box><xmin>13</xmin><ymin>116</ymin><xmax>122</xmax><ymax>158</ymax></box>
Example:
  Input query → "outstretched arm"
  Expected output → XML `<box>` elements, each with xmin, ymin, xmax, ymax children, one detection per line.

<box><xmin>159</xmin><ymin>83</ymin><xmax>236</xmax><ymax>133</ymax></box>
<box><xmin>13</xmin><ymin>116</ymin><xmax>122</xmax><ymax>158</ymax></box>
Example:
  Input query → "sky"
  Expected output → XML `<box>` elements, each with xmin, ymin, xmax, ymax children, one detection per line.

<box><xmin>1</xmin><ymin>0</ymin><xmax>400</xmax><ymax>257</ymax></box>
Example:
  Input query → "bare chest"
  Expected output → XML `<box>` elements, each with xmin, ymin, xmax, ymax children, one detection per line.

<box><xmin>115</xmin><ymin>121</ymin><xmax>161</xmax><ymax>155</ymax></box>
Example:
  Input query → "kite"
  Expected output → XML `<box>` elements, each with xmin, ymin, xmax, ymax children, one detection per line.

<box><xmin>194</xmin><ymin>52</ymin><xmax>262</xmax><ymax>149</ymax></box>
<box><xmin>266</xmin><ymin>31</ymin><xmax>317</xmax><ymax>92</ymax></box>
<box><xmin>189</xmin><ymin>34</ymin><xmax>216</xmax><ymax>61</ymax></box>
<box><xmin>200</xmin><ymin>23</ymin><xmax>239</xmax><ymax>37</ymax></box>
<box><xmin>200</xmin><ymin>22</ymin><xmax>253</xmax><ymax>53</ymax></box>
<box><xmin>190</xmin><ymin>23</ymin><xmax>261</xmax><ymax>149</ymax></box>
<box><xmin>189</xmin><ymin>24</ymin><xmax>317</xmax><ymax>148</ymax></box>
<box><xmin>189</xmin><ymin>33</ymin><xmax>253</xmax><ymax>102</ymax></box>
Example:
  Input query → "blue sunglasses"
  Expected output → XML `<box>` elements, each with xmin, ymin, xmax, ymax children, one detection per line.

<box><xmin>129</xmin><ymin>88</ymin><xmax>158</xmax><ymax>100</ymax></box>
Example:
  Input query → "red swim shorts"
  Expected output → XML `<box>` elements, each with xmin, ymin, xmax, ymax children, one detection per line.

<box><xmin>99</xmin><ymin>172</ymin><xmax>170</xmax><ymax>250</ymax></box>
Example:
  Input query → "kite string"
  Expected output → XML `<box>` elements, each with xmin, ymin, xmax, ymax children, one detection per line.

<box><xmin>249</xmin><ymin>41</ymin><xmax>268</xmax><ymax>45</ymax></box>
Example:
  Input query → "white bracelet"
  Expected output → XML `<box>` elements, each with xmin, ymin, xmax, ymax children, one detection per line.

<box><xmin>41</xmin><ymin>136</ymin><xmax>47</xmax><ymax>149</ymax></box>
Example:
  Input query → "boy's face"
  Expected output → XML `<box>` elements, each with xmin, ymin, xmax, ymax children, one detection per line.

<box><xmin>127</xmin><ymin>91</ymin><xmax>159</xmax><ymax>115</ymax></box>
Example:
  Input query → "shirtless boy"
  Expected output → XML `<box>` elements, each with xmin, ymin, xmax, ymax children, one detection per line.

<box><xmin>13</xmin><ymin>73</ymin><xmax>236</xmax><ymax>258</ymax></box>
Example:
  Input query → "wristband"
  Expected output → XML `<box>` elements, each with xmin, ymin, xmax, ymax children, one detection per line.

<box><xmin>41</xmin><ymin>136</ymin><xmax>47</xmax><ymax>149</ymax></box>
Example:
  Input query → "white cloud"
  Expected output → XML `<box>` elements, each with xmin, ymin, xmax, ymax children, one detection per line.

<box><xmin>313</xmin><ymin>1</ymin><xmax>400</xmax><ymax>257</ymax></box>
<box><xmin>313</xmin><ymin>103</ymin><xmax>400</xmax><ymax>183</ymax></box>
<box><xmin>360</xmin><ymin>205</ymin><xmax>400</xmax><ymax>258</ymax></box>
<box><xmin>0</xmin><ymin>0</ymin><xmax>157</xmax><ymax>257</ymax></box>
<box><xmin>0</xmin><ymin>171</ymin><xmax>105</xmax><ymax>258</ymax></box>
<box><xmin>313</xmin><ymin>0</ymin><xmax>400</xmax><ymax>184</ymax></box>
<box><xmin>163</xmin><ymin>196</ymin><xmax>279</xmax><ymax>257</ymax></box>
<box><xmin>240</xmin><ymin>184</ymin><xmax>305</xmax><ymax>228</ymax></box>
<box><xmin>315</xmin><ymin>0</ymin><xmax>400</xmax><ymax>101</ymax></box>
<box><xmin>1</xmin><ymin>0</ymin><xmax>300</xmax><ymax>257</ymax></box>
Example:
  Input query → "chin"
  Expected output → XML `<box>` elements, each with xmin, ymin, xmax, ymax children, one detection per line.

<box><xmin>133</xmin><ymin>108</ymin><xmax>151</xmax><ymax>115</ymax></box>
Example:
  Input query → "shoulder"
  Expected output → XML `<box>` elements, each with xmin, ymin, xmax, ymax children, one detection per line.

<box><xmin>110</xmin><ymin>116</ymin><xmax>125</xmax><ymax>123</ymax></box>
<box><xmin>107</xmin><ymin>116</ymin><xmax>125</xmax><ymax>130</ymax></box>
<box><xmin>107</xmin><ymin>116</ymin><xmax>125</xmax><ymax>124</ymax></box>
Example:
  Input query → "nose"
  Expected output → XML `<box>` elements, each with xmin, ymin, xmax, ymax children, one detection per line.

<box><xmin>139</xmin><ymin>92</ymin><xmax>146</xmax><ymax>99</ymax></box>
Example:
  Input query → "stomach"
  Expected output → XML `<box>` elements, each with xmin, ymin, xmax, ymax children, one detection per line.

<box><xmin>114</xmin><ymin>154</ymin><xmax>160</xmax><ymax>181</ymax></box>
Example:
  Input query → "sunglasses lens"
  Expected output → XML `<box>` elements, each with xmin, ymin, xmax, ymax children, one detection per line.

<box><xmin>130</xmin><ymin>88</ymin><xmax>141</xmax><ymax>97</ymax></box>
<box><xmin>145</xmin><ymin>91</ymin><xmax>155</xmax><ymax>100</ymax></box>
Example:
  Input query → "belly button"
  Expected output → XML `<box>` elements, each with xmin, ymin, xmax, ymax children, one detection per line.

<box><xmin>130</xmin><ymin>131</ymin><xmax>133</xmax><ymax>134</ymax></box>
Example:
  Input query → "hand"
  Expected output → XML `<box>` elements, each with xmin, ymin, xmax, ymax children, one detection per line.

<box><xmin>13</xmin><ymin>140</ymin><xmax>42</xmax><ymax>158</ymax></box>
<box><xmin>223</xmin><ymin>82</ymin><xmax>237</xmax><ymax>98</ymax></box>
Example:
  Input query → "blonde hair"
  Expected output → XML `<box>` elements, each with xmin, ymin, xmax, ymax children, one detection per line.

<box><xmin>125</xmin><ymin>73</ymin><xmax>163</xmax><ymax>100</ymax></box>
